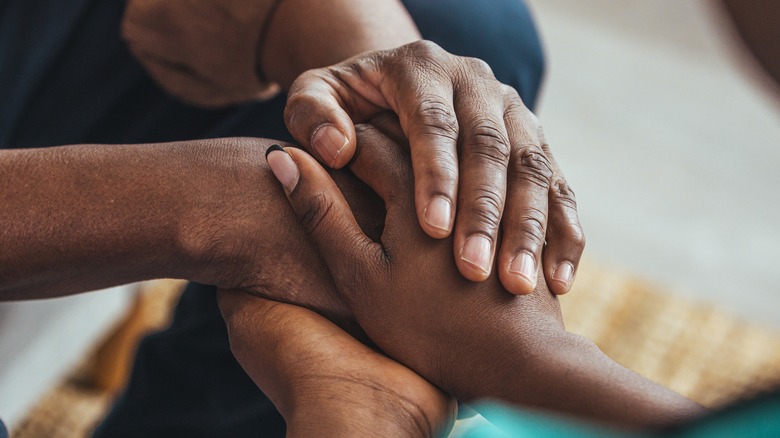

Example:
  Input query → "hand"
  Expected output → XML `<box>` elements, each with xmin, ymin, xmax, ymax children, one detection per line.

<box><xmin>218</xmin><ymin>290</ymin><xmax>456</xmax><ymax>438</ymax></box>
<box><xmin>266</xmin><ymin>123</ymin><xmax>566</xmax><ymax>401</ymax></box>
<box><xmin>285</xmin><ymin>40</ymin><xmax>585</xmax><ymax>295</ymax></box>
<box><xmin>182</xmin><ymin>138</ymin><xmax>383</xmax><ymax>328</ymax></box>
<box><xmin>265</xmin><ymin>125</ymin><xmax>708</xmax><ymax>429</ymax></box>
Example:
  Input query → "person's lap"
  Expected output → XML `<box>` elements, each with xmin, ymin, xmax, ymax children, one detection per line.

<box><xmin>0</xmin><ymin>0</ymin><xmax>544</xmax><ymax>435</ymax></box>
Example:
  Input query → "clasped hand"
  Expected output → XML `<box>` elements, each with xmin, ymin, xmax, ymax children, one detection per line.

<box><xmin>285</xmin><ymin>40</ymin><xmax>584</xmax><ymax>295</ymax></box>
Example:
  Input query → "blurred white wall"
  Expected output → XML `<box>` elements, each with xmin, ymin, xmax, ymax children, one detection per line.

<box><xmin>526</xmin><ymin>0</ymin><xmax>780</xmax><ymax>328</ymax></box>
<box><xmin>0</xmin><ymin>287</ymin><xmax>132</xmax><ymax>429</ymax></box>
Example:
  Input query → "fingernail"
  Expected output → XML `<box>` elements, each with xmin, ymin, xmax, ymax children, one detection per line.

<box><xmin>509</xmin><ymin>252</ymin><xmax>536</xmax><ymax>284</ymax></box>
<box><xmin>552</xmin><ymin>262</ymin><xmax>574</xmax><ymax>288</ymax></box>
<box><xmin>460</xmin><ymin>235</ymin><xmax>492</xmax><ymax>276</ymax></box>
<box><xmin>311</xmin><ymin>124</ymin><xmax>348</xmax><ymax>167</ymax></box>
<box><xmin>424</xmin><ymin>196</ymin><xmax>452</xmax><ymax>233</ymax></box>
<box><xmin>266</xmin><ymin>144</ymin><xmax>299</xmax><ymax>192</ymax></box>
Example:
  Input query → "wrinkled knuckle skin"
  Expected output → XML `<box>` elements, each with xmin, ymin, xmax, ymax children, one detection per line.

<box><xmin>420</xmin><ymin>156</ymin><xmax>459</xmax><ymax>188</ymax></box>
<box><xmin>513</xmin><ymin>147</ymin><xmax>554</xmax><ymax>188</ymax></box>
<box><xmin>551</xmin><ymin>179</ymin><xmax>586</xmax><ymax>249</ymax></box>
<box><xmin>283</xmin><ymin>89</ymin><xmax>319</xmax><ymax>133</ymax></box>
<box><xmin>517</xmin><ymin>207</ymin><xmax>547</xmax><ymax>249</ymax></box>
<box><xmin>500</xmin><ymin>84</ymin><xmax>521</xmax><ymax>101</ymax></box>
<box><xmin>409</xmin><ymin>40</ymin><xmax>446</xmax><ymax>59</ymax></box>
<box><xmin>468</xmin><ymin>120</ymin><xmax>511</xmax><ymax>167</ymax></box>
<box><xmin>467</xmin><ymin>188</ymin><xmax>504</xmax><ymax>233</ymax></box>
<box><xmin>299</xmin><ymin>192</ymin><xmax>334</xmax><ymax>236</ymax></box>
<box><xmin>414</xmin><ymin>98</ymin><xmax>460</xmax><ymax>142</ymax></box>
<box><xmin>464</xmin><ymin>56</ymin><xmax>495</xmax><ymax>78</ymax></box>
<box><xmin>551</xmin><ymin>179</ymin><xmax>578</xmax><ymax>211</ymax></box>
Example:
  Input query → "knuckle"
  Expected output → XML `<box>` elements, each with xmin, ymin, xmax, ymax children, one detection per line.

<box><xmin>409</xmin><ymin>39</ymin><xmax>446</xmax><ymax>58</ymax></box>
<box><xmin>500</xmin><ymin>84</ymin><xmax>521</xmax><ymax>101</ymax></box>
<box><xmin>516</xmin><ymin>207</ymin><xmax>547</xmax><ymax>248</ymax></box>
<box><xmin>419</xmin><ymin>155</ymin><xmax>459</xmax><ymax>187</ymax></box>
<box><xmin>551</xmin><ymin>180</ymin><xmax>586</xmax><ymax>249</ymax></box>
<box><xmin>512</xmin><ymin>146</ymin><xmax>554</xmax><ymax>188</ymax></box>
<box><xmin>464</xmin><ymin>56</ymin><xmax>495</xmax><ymax>78</ymax></box>
<box><xmin>467</xmin><ymin>188</ymin><xmax>504</xmax><ymax>232</ymax></box>
<box><xmin>467</xmin><ymin>119</ymin><xmax>511</xmax><ymax>166</ymax></box>
<box><xmin>299</xmin><ymin>192</ymin><xmax>335</xmax><ymax>236</ymax></box>
<box><xmin>413</xmin><ymin>97</ymin><xmax>459</xmax><ymax>141</ymax></box>
<box><xmin>503</xmin><ymin>92</ymin><xmax>530</xmax><ymax>118</ymax></box>
<box><xmin>551</xmin><ymin>179</ymin><xmax>578</xmax><ymax>210</ymax></box>
<box><xmin>283</xmin><ymin>90</ymin><xmax>318</xmax><ymax>126</ymax></box>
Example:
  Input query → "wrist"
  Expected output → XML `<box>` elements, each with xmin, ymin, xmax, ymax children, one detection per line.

<box><xmin>259</xmin><ymin>0</ymin><xmax>420</xmax><ymax>88</ymax></box>
<box><xmin>286</xmin><ymin>385</ymin><xmax>436</xmax><ymax>438</ymax></box>
<box><xmin>173</xmin><ymin>138</ymin><xmax>277</xmax><ymax>287</ymax></box>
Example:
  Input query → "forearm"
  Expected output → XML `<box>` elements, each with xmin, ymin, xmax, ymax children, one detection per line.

<box><xmin>481</xmin><ymin>329</ymin><xmax>706</xmax><ymax>429</ymax></box>
<box><xmin>261</xmin><ymin>0</ymin><xmax>420</xmax><ymax>88</ymax></box>
<box><xmin>422</xmin><ymin>280</ymin><xmax>705</xmax><ymax>429</ymax></box>
<box><xmin>0</xmin><ymin>138</ymin><xmax>272</xmax><ymax>300</ymax></box>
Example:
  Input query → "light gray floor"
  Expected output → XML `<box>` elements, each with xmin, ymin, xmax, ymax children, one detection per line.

<box><xmin>526</xmin><ymin>0</ymin><xmax>780</xmax><ymax>329</ymax></box>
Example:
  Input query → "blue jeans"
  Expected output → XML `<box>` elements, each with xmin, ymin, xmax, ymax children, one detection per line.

<box><xmin>0</xmin><ymin>0</ymin><xmax>544</xmax><ymax>435</ymax></box>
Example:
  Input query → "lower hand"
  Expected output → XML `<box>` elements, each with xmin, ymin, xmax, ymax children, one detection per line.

<box><xmin>266</xmin><ymin>123</ymin><xmax>566</xmax><ymax>401</ymax></box>
<box><xmin>218</xmin><ymin>290</ymin><xmax>456</xmax><ymax>438</ymax></box>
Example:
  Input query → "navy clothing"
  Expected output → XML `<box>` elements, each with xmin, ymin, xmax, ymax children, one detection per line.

<box><xmin>0</xmin><ymin>418</ymin><xmax>7</xmax><ymax>438</ymax></box>
<box><xmin>1</xmin><ymin>0</ymin><xmax>544</xmax><ymax>436</ymax></box>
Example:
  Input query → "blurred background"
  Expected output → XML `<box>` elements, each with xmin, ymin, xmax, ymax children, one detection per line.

<box><xmin>527</xmin><ymin>0</ymin><xmax>780</xmax><ymax>329</ymax></box>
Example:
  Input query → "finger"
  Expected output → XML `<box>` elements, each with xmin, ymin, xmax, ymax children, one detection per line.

<box><xmin>284</xmin><ymin>67</ymin><xmax>382</xmax><ymax>169</ymax></box>
<box><xmin>367</xmin><ymin>112</ymin><xmax>407</xmax><ymax>148</ymax></box>
<box><xmin>265</xmin><ymin>145</ymin><xmax>383</xmax><ymax>288</ymax></box>
<box><xmin>497</xmin><ymin>103</ymin><xmax>554</xmax><ymax>295</ymax></box>
<box><xmin>451</xmin><ymin>70</ymin><xmax>511</xmax><ymax>282</ymax></box>
<box><xmin>349</xmin><ymin>125</ymin><xmax>418</xmax><ymax>246</ymax></box>
<box><xmin>382</xmin><ymin>43</ymin><xmax>460</xmax><ymax>240</ymax></box>
<box><xmin>542</xmin><ymin>146</ymin><xmax>586</xmax><ymax>295</ymax></box>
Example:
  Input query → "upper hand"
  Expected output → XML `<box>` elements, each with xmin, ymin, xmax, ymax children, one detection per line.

<box><xmin>285</xmin><ymin>40</ymin><xmax>584</xmax><ymax>294</ymax></box>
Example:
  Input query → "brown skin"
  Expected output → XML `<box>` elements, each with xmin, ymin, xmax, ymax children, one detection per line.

<box><xmin>4</xmin><ymin>0</ymin><xmax>583</xmax><ymax>432</ymax></box>
<box><xmin>122</xmin><ymin>0</ymin><xmax>585</xmax><ymax>295</ymax></box>
<box><xmin>265</xmin><ymin>122</ymin><xmax>707</xmax><ymax>430</ymax></box>
<box><xmin>283</xmin><ymin>40</ymin><xmax>586</xmax><ymax>296</ymax></box>
<box><xmin>0</xmin><ymin>139</ymin><xmax>352</xmax><ymax>325</ymax></box>
<box><xmin>219</xmin><ymin>291</ymin><xmax>456</xmax><ymax>438</ymax></box>
<box><xmin>273</xmin><ymin>1</ymin><xmax>585</xmax><ymax>295</ymax></box>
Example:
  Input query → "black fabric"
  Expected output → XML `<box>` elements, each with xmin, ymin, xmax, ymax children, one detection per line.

<box><xmin>0</xmin><ymin>0</ymin><xmax>545</xmax><ymax>435</ymax></box>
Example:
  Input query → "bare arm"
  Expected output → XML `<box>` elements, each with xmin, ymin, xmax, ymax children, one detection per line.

<box><xmin>0</xmin><ymin>139</ymin><xmax>351</xmax><ymax>325</ymax></box>
<box><xmin>260</xmin><ymin>0</ymin><xmax>420</xmax><ymax>89</ymax></box>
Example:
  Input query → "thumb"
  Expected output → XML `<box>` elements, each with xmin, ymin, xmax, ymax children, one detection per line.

<box><xmin>284</xmin><ymin>72</ymin><xmax>360</xmax><ymax>169</ymax></box>
<box><xmin>285</xmin><ymin>61</ymin><xmax>392</xmax><ymax>170</ymax></box>
<box><xmin>265</xmin><ymin>145</ymin><xmax>383</xmax><ymax>285</ymax></box>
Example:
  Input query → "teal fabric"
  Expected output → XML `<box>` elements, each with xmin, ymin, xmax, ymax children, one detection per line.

<box><xmin>461</xmin><ymin>403</ymin><xmax>631</xmax><ymax>438</ymax></box>
<box><xmin>462</xmin><ymin>391</ymin><xmax>780</xmax><ymax>438</ymax></box>
<box><xmin>673</xmin><ymin>391</ymin><xmax>780</xmax><ymax>438</ymax></box>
